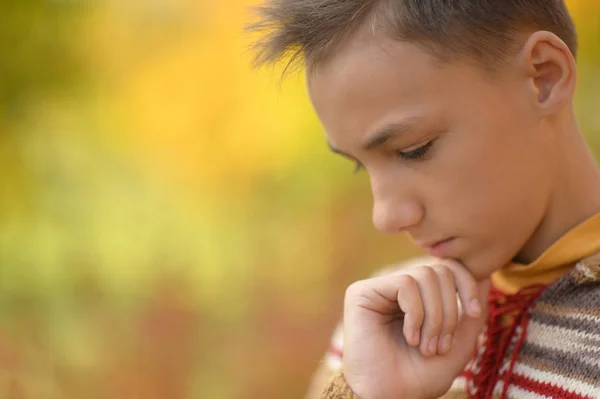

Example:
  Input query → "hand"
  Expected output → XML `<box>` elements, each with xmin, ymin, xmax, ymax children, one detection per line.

<box><xmin>341</xmin><ymin>259</ymin><xmax>490</xmax><ymax>399</ymax></box>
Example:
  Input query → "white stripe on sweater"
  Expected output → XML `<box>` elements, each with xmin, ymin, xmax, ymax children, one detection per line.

<box><xmin>511</xmin><ymin>362</ymin><xmax>600</xmax><ymax>397</ymax></box>
<box><xmin>527</xmin><ymin>320</ymin><xmax>600</xmax><ymax>347</ymax></box>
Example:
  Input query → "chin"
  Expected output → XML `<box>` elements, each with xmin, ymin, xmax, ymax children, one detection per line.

<box><xmin>463</xmin><ymin>253</ymin><xmax>506</xmax><ymax>281</ymax></box>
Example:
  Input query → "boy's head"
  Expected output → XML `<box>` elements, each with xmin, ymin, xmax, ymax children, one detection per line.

<box><xmin>250</xmin><ymin>1</ymin><xmax>580</xmax><ymax>279</ymax></box>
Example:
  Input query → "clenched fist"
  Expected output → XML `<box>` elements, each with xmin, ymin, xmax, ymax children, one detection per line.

<box><xmin>341</xmin><ymin>259</ymin><xmax>490</xmax><ymax>399</ymax></box>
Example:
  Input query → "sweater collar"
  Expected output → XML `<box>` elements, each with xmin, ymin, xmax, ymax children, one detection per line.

<box><xmin>491</xmin><ymin>212</ymin><xmax>600</xmax><ymax>294</ymax></box>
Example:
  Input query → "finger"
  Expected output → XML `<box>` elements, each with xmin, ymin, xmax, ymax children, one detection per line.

<box><xmin>449</xmin><ymin>278</ymin><xmax>491</xmax><ymax>366</ymax></box>
<box><xmin>410</xmin><ymin>266</ymin><xmax>443</xmax><ymax>358</ymax></box>
<box><xmin>344</xmin><ymin>275</ymin><xmax>424</xmax><ymax>347</ymax></box>
<box><xmin>387</xmin><ymin>270</ymin><xmax>426</xmax><ymax>347</ymax></box>
<box><xmin>396</xmin><ymin>275</ymin><xmax>425</xmax><ymax>348</ymax></box>
<box><xmin>439</xmin><ymin>259</ymin><xmax>481</xmax><ymax>318</ymax></box>
<box><xmin>432</xmin><ymin>264</ymin><xmax>458</xmax><ymax>355</ymax></box>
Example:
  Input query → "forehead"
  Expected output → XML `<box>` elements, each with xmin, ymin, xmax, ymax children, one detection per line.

<box><xmin>309</xmin><ymin>32</ymin><xmax>444</xmax><ymax>97</ymax></box>
<box><xmin>306</xmin><ymin>32</ymin><xmax>496</xmax><ymax>147</ymax></box>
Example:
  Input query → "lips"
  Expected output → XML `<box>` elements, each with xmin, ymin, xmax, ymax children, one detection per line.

<box><xmin>415</xmin><ymin>238</ymin><xmax>455</xmax><ymax>258</ymax></box>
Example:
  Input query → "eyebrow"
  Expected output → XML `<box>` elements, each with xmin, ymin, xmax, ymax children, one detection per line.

<box><xmin>328</xmin><ymin>116</ymin><xmax>423</xmax><ymax>156</ymax></box>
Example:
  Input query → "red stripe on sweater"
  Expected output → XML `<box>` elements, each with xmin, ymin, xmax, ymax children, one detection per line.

<box><xmin>458</xmin><ymin>370</ymin><xmax>595</xmax><ymax>399</ymax></box>
<box><xmin>510</xmin><ymin>373</ymin><xmax>595</xmax><ymax>399</ymax></box>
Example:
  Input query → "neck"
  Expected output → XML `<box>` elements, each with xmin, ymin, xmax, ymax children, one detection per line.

<box><xmin>515</xmin><ymin>112</ymin><xmax>600</xmax><ymax>264</ymax></box>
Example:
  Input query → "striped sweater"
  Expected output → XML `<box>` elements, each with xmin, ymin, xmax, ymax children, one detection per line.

<box><xmin>315</xmin><ymin>252</ymin><xmax>600</xmax><ymax>399</ymax></box>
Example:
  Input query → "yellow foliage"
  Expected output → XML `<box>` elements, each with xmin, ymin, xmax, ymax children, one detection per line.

<box><xmin>83</xmin><ymin>0</ymin><xmax>320</xmax><ymax>196</ymax></box>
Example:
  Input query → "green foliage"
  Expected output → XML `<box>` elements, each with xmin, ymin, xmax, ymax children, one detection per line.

<box><xmin>0</xmin><ymin>1</ymin><xmax>82</xmax><ymax>121</ymax></box>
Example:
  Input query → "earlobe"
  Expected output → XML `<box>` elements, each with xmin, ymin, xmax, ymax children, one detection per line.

<box><xmin>519</xmin><ymin>31</ymin><xmax>576</xmax><ymax>114</ymax></box>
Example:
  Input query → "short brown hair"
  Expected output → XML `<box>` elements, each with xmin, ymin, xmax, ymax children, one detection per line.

<box><xmin>248</xmin><ymin>0</ymin><xmax>578</xmax><ymax>74</ymax></box>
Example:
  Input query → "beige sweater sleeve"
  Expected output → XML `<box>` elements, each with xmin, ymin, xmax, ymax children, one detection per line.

<box><xmin>305</xmin><ymin>317</ymin><xmax>345</xmax><ymax>399</ymax></box>
<box><xmin>319</xmin><ymin>370</ymin><xmax>360</xmax><ymax>399</ymax></box>
<box><xmin>305</xmin><ymin>359</ymin><xmax>339</xmax><ymax>399</ymax></box>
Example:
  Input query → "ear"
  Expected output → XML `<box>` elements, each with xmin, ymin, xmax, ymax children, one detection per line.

<box><xmin>517</xmin><ymin>31</ymin><xmax>576</xmax><ymax>115</ymax></box>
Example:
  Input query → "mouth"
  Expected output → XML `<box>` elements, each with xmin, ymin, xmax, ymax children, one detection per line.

<box><xmin>415</xmin><ymin>237</ymin><xmax>455</xmax><ymax>258</ymax></box>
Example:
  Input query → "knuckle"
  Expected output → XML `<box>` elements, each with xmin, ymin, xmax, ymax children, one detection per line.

<box><xmin>415</xmin><ymin>265</ymin><xmax>437</xmax><ymax>282</ymax></box>
<box><xmin>394</xmin><ymin>276</ymin><xmax>423</xmax><ymax>317</ymax></box>
<box><xmin>345</xmin><ymin>279</ymin><xmax>368</xmax><ymax>298</ymax></box>
<box><xmin>395</xmin><ymin>275</ymin><xmax>420</xmax><ymax>302</ymax></box>
<box><xmin>433</xmin><ymin>264</ymin><xmax>452</xmax><ymax>279</ymax></box>
<box><xmin>395</xmin><ymin>274</ymin><xmax>418</xmax><ymax>291</ymax></box>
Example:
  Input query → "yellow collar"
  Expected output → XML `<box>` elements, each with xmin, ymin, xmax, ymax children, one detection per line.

<box><xmin>491</xmin><ymin>212</ymin><xmax>600</xmax><ymax>294</ymax></box>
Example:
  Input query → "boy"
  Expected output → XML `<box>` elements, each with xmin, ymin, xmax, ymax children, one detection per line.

<box><xmin>249</xmin><ymin>1</ymin><xmax>600</xmax><ymax>398</ymax></box>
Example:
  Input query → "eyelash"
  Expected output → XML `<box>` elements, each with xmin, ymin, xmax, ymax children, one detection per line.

<box><xmin>352</xmin><ymin>140</ymin><xmax>434</xmax><ymax>174</ymax></box>
<box><xmin>398</xmin><ymin>140</ymin><xmax>434</xmax><ymax>161</ymax></box>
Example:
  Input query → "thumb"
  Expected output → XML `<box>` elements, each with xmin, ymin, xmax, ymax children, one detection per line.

<box><xmin>449</xmin><ymin>278</ymin><xmax>490</xmax><ymax>366</ymax></box>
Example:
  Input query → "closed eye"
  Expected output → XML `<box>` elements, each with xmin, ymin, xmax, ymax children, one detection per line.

<box><xmin>346</xmin><ymin>140</ymin><xmax>434</xmax><ymax>174</ymax></box>
<box><xmin>397</xmin><ymin>140</ymin><xmax>434</xmax><ymax>161</ymax></box>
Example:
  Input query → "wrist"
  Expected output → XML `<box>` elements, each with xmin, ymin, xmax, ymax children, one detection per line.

<box><xmin>342</xmin><ymin>370</ymin><xmax>416</xmax><ymax>399</ymax></box>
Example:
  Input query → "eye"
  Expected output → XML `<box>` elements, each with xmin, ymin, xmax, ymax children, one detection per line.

<box><xmin>397</xmin><ymin>140</ymin><xmax>434</xmax><ymax>161</ymax></box>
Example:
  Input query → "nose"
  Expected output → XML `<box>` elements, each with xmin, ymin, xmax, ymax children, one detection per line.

<box><xmin>371</xmin><ymin>179</ymin><xmax>424</xmax><ymax>235</ymax></box>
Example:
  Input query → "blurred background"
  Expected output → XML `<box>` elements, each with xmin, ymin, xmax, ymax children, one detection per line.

<box><xmin>0</xmin><ymin>1</ymin><xmax>599</xmax><ymax>398</ymax></box>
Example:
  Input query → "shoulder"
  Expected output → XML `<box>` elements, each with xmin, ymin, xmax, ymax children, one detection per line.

<box><xmin>526</xmin><ymin>251</ymin><xmax>600</xmax><ymax>358</ymax></box>
<box><xmin>520</xmin><ymin>255</ymin><xmax>600</xmax><ymax>393</ymax></box>
<box><xmin>538</xmin><ymin>251</ymin><xmax>600</xmax><ymax>305</ymax></box>
<box><xmin>571</xmin><ymin>251</ymin><xmax>600</xmax><ymax>285</ymax></box>
<box><xmin>532</xmin><ymin>252</ymin><xmax>600</xmax><ymax>327</ymax></box>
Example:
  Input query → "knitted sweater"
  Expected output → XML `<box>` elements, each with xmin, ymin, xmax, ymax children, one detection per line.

<box><xmin>315</xmin><ymin>251</ymin><xmax>600</xmax><ymax>399</ymax></box>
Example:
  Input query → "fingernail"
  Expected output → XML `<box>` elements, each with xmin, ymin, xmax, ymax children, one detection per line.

<box><xmin>440</xmin><ymin>334</ymin><xmax>452</xmax><ymax>354</ymax></box>
<box><xmin>470</xmin><ymin>299</ymin><xmax>481</xmax><ymax>316</ymax></box>
<box><xmin>428</xmin><ymin>336</ymin><xmax>438</xmax><ymax>355</ymax></box>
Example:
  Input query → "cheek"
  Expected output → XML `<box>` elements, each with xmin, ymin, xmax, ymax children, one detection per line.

<box><xmin>428</xmin><ymin>128</ymin><xmax>543</xmax><ymax>227</ymax></box>
<box><xmin>427</xmin><ymin>136</ymin><xmax>502</xmax><ymax>209</ymax></box>
<box><xmin>440</xmin><ymin>133</ymin><xmax>550</xmax><ymax>262</ymax></box>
